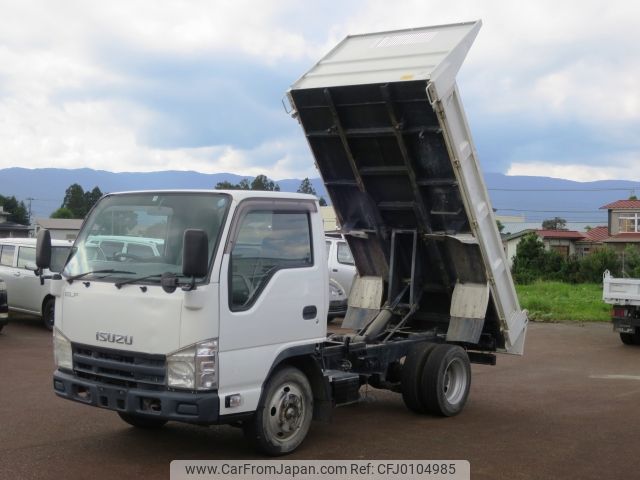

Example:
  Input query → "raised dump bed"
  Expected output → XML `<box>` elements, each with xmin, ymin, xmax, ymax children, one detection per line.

<box><xmin>288</xmin><ymin>21</ymin><xmax>527</xmax><ymax>354</ymax></box>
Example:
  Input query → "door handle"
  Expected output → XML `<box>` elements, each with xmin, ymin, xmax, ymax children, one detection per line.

<box><xmin>302</xmin><ymin>305</ymin><xmax>317</xmax><ymax>320</ymax></box>
<box><xmin>332</xmin><ymin>268</ymin><xmax>338</xmax><ymax>272</ymax></box>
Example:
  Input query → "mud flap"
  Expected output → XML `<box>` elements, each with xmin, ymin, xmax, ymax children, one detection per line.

<box><xmin>447</xmin><ymin>282</ymin><xmax>489</xmax><ymax>343</ymax></box>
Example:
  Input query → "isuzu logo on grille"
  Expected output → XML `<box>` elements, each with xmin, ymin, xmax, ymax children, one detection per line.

<box><xmin>96</xmin><ymin>331</ymin><xmax>133</xmax><ymax>345</ymax></box>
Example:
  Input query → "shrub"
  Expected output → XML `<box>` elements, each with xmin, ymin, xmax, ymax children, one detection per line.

<box><xmin>622</xmin><ymin>245</ymin><xmax>640</xmax><ymax>278</ymax></box>
<box><xmin>578</xmin><ymin>246</ymin><xmax>621</xmax><ymax>283</ymax></box>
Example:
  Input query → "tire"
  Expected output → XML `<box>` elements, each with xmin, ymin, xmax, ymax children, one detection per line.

<box><xmin>620</xmin><ymin>330</ymin><xmax>640</xmax><ymax>345</ymax></box>
<box><xmin>243</xmin><ymin>366</ymin><xmax>313</xmax><ymax>456</ymax></box>
<box><xmin>421</xmin><ymin>344</ymin><xmax>471</xmax><ymax>417</ymax></box>
<box><xmin>401</xmin><ymin>343</ymin><xmax>437</xmax><ymax>413</ymax></box>
<box><xmin>117</xmin><ymin>412</ymin><xmax>168</xmax><ymax>428</ymax></box>
<box><xmin>42</xmin><ymin>298</ymin><xmax>55</xmax><ymax>331</ymax></box>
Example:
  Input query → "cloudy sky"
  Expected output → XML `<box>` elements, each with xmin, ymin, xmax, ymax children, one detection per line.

<box><xmin>0</xmin><ymin>0</ymin><xmax>638</xmax><ymax>182</ymax></box>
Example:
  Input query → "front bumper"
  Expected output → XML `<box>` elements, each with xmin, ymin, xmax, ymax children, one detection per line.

<box><xmin>328</xmin><ymin>299</ymin><xmax>348</xmax><ymax>318</ymax></box>
<box><xmin>53</xmin><ymin>369</ymin><xmax>220</xmax><ymax>425</ymax></box>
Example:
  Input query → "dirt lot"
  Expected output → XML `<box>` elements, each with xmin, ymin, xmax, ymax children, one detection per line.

<box><xmin>1</xmin><ymin>315</ymin><xmax>639</xmax><ymax>479</ymax></box>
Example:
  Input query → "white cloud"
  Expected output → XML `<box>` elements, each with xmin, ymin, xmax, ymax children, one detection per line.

<box><xmin>0</xmin><ymin>0</ymin><xmax>638</xmax><ymax>182</ymax></box>
<box><xmin>507</xmin><ymin>158</ymin><xmax>640</xmax><ymax>182</ymax></box>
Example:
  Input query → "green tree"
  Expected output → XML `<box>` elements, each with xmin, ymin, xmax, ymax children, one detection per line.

<box><xmin>251</xmin><ymin>174</ymin><xmax>280</xmax><ymax>191</ymax></box>
<box><xmin>297</xmin><ymin>177</ymin><xmax>327</xmax><ymax>206</ymax></box>
<box><xmin>511</xmin><ymin>233</ymin><xmax>548</xmax><ymax>283</ymax></box>
<box><xmin>0</xmin><ymin>195</ymin><xmax>29</xmax><ymax>224</ymax></box>
<box><xmin>622</xmin><ymin>244</ymin><xmax>640</xmax><ymax>278</ymax></box>
<box><xmin>61</xmin><ymin>184</ymin><xmax>102</xmax><ymax>218</ymax></box>
<box><xmin>215</xmin><ymin>178</ymin><xmax>252</xmax><ymax>190</ymax></box>
<box><xmin>50</xmin><ymin>207</ymin><xmax>74</xmax><ymax>219</ymax></box>
<box><xmin>496</xmin><ymin>219</ymin><xmax>505</xmax><ymax>233</ymax></box>
<box><xmin>579</xmin><ymin>247</ymin><xmax>621</xmax><ymax>283</ymax></box>
<box><xmin>84</xmin><ymin>186</ymin><xmax>103</xmax><ymax>212</ymax></box>
<box><xmin>541</xmin><ymin>217</ymin><xmax>567</xmax><ymax>230</ymax></box>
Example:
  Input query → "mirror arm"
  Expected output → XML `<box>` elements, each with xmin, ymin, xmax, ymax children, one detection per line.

<box><xmin>181</xmin><ymin>277</ymin><xmax>197</xmax><ymax>292</ymax></box>
<box><xmin>37</xmin><ymin>273</ymin><xmax>62</xmax><ymax>286</ymax></box>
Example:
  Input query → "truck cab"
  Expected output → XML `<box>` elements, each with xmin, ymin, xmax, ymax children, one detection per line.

<box><xmin>44</xmin><ymin>190</ymin><xmax>328</xmax><ymax>450</ymax></box>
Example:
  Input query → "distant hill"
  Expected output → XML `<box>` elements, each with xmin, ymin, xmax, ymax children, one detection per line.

<box><xmin>0</xmin><ymin>167</ymin><xmax>637</xmax><ymax>227</ymax></box>
<box><xmin>0</xmin><ymin>168</ymin><xmax>329</xmax><ymax>219</ymax></box>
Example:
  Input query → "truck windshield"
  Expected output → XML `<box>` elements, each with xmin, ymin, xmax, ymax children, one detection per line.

<box><xmin>63</xmin><ymin>192</ymin><xmax>230</xmax><ymax>283</ymax></box>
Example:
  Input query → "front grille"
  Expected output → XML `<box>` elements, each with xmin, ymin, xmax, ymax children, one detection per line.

<box><xmin>72</xmin><ymin>343</ymin><xmax>166</xmax><ymax>390</ymax></box>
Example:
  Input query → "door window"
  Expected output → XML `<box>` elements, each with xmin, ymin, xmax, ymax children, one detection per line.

<box><xmin>230</xmin><ymin>210</ymin><xmax>312</xmax><ymax>310</ymax></box>
<box><xmin>337</xmin><ymin>242</ymin><xmax>354</xmax><ymax>265</ymax></box>
<box><xmin>17</xmin><ymin>246</ymin><xmax>36</xmax><ymax>269</ymax></box>
<box><xmin>0</xmin><ymin>245</ymin><xmax>15</xmax><ymax>266</ymax></box>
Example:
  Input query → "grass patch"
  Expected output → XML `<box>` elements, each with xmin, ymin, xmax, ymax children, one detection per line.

<box><xmin>515</xmin><ymin>281</ymin><xmax>611</xmax><ymax>322</ymax></box>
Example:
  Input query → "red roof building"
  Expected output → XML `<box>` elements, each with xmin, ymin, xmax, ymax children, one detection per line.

<box><xmin>535</xmin><ymin>230</ymin><xmax>585</xmax><ymax>240</ymax></box>
<box><xmin>582</xmin><ymin>226</ymin><xmax>609</xmax><ymax>242</ymax></box>
<box><xmin>600</xmin><ymin>200</ymin><xmax>640</xmax><ymax>210</ymax></box>
<box><xmin>599</xmin><ymin>200</ymin><xmax>640</xmax><ymax>251</ymax></box>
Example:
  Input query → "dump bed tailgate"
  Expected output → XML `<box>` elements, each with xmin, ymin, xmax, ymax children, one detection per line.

<box><xmin>288</xmin><ymin>21</ymin><xmax>527</xmax><ymax>354</ymax></box>
<box><xmin>603</xmin><ymin>271</ymin><xmax>640</xmax><ymax>306</ymax></box>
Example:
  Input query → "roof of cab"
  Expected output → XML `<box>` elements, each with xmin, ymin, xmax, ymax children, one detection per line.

<box><xmin>104</xmin><ymin>190</ymin><xmax>319</xmax><ymax>202</ymax></box>
<box><xmin>0</xmin><ymin>238</ymin><xmax>73</xmax><ymax>247</ymax></box>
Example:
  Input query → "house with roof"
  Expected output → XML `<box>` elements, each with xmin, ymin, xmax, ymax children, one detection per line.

<box><xmin>33</xmin><ymin>218</ymin><xmax>83</xmax><ymax>241</ymax></box>
<box><xmin>0</xmin><ymin>206</ymin><xmax>31</xmax><ymax>238</ymax></box>
<box><xmin>599</xmin><ymin>200</ymin><xmax>640</xmax><ymax>253</ymax></box>
<box><xmin>502</xmin><ymin>228</ymin><xmax>586</xmax><ymax>267</ymax></box>
<box><xmin>575</xmin><ymin>226</ymin><xmax>609</xmax><ymax>257</ymax></box>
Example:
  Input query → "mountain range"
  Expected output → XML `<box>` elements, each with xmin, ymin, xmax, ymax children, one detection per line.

<box><xmin>0</xmin><ymin>167</ymin><xmax>637</xmax><ymax>229</ymax></box>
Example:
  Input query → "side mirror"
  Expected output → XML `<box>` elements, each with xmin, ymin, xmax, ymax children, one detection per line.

<box><xmin>182</xmin><ymin>229</ymin><xmax>209</xmax><ymax>279</ymax></box>
<box><xmin>36</xmin><ymin>229</ymin><xmax>52</xmax><ymax>270</ymax></box>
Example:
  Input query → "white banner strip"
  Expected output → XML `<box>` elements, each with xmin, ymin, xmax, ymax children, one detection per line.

<box><xmin>171</xmin><ymin>460</ymin><xmax>470</xmax><ymax>480</ymax></box>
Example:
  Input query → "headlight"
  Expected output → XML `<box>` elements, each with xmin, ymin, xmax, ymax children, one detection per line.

<box><xmin>53</xmin><ymin>328</ymin><xmax>73</xmax><ymax>370</ymax></box>
<box><xmin>167</xmin><ymin>339</ymin><xmax>218</xmax><ymax>390</ymax></box>
<box><xmin>329</xmin><ymin>283</ymin><xmax>344</xmax><ymax>298</ymax></box>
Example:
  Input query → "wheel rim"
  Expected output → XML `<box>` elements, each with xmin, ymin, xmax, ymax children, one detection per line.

<box><xmin>266</xmin><ymin>382</ymin><xmax>306</xmax><ymax>443</ymax></box>
<box><xmin>442</xmin><ymin>357</ymin><xmax>468</xmax><ymax>405</ymax></box>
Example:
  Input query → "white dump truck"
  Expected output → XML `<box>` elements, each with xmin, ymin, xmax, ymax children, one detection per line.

<box><xmin>37</xmin><ymin>21</ymin><xmax>527</xmax><ymax>455</ymax></box>
<box><xmin>603</xmin><ymin>270</ymin><xmax>640</xmax><ymax>345</ymax></box>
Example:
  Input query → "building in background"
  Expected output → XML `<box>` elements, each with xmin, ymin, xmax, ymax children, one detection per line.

<box><xmin>33</xmin><ymin>218</ymin><xmax>83</xmax><ymax>241</ymax></box>
<box><xmin>0</xmin><ymin>206</ymin><xmax>31</xmax><ymax>238</ymax></box>
<box><xmin>599</xmin><ymin>200</ymin><xmax>640</xmax><ymax>253</ymax></box>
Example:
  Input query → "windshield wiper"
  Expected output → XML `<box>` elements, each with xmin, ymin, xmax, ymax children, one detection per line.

<box><xmin>66</xmin><ymin>269</ymin><xmax>136</xmax><ymax>284</ymax></box>
<box><xmin>114</xmin><ymin>273</ymin><xmax>164</xmax><ymax>289</ymax></box>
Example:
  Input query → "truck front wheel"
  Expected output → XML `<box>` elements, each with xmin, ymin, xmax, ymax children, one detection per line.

<box><xmin>421</xmin><ymin>344</ymin><xmax>471</xmax><ymax>417</ymax></box>
<box><xmin>42</xmin><ymin>298</ymin><xmax>55</xmax><ymax>331</ymax></box>
<box><xmin>244</xmin><ymin>366</ymin><xmax>313</xmax><ymax>456</ymax></box>
<box><xmin>117</xmin><ymin>412</ymin><xmax>168</xmax><ymax>428</ymax></box>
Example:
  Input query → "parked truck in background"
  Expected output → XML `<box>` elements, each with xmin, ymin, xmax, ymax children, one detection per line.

<box><xmin>603</xmin><ymin>270</ymin><xmax>640</xmax><ymax>345</ymax></box>
<box><xmin>37</xmin><ymin>21</ymin><xmax>527</xmax><ymax>455</ymax></box>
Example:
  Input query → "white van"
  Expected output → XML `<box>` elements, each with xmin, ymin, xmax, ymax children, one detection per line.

<box><xmin>325</xmin><ymin>234</ymin><xmax>356</xmax><ymax>319</ymax></box>
<box><xmin>0</xmin><ymin>238</ymin><xmax>72</xmax><ymax>329</ymax></box>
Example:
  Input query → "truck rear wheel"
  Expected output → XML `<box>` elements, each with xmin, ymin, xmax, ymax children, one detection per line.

<box><xmin>117</xmin><ymin>412</ymin><xmax>168</xmax><ymax>428</ymax></box>
<box><xmin>421</xmin><ymin>344</ymin><xmax>471</xmax><ymax>417</ymax></box>
<box><xmin>243</xmin><ymin>366</ymin><xmax>313</xmax><ymax>456</ymax></box>
<box><xmin>401</xmin><ymin>343</ymin><xmax>436</xmax><ymax>413</ymax></box>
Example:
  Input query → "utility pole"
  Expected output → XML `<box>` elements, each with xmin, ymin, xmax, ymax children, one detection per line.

<box><xmin>26</xmin><ymin>197</ymin><xmax>34</xmax><ymax>224</ymax></box>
